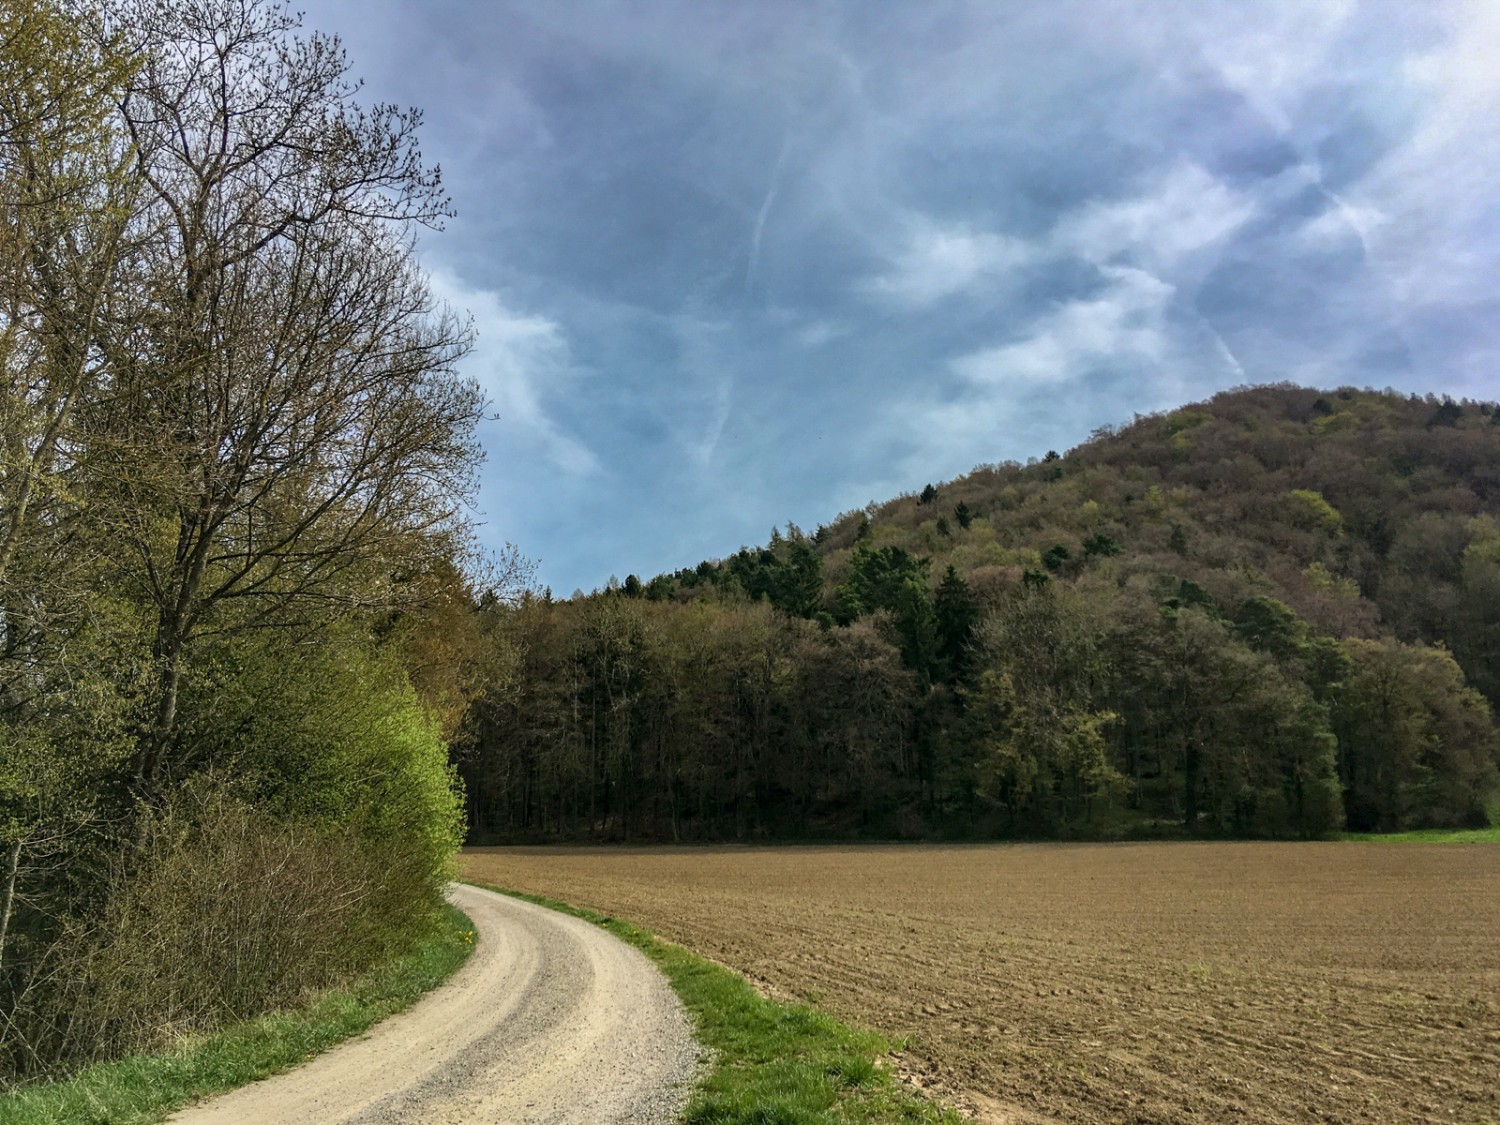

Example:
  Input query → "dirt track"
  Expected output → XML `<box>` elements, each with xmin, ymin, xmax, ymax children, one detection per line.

<box><xmin>168</xmin><ymin>883</ymin><xmax>699</xmax><ymax>1125</ymax></box>
<box><xmin>461</xmin><ymin>842</ymin><xmax>1500</xmax><ymax>1125</ymax></box>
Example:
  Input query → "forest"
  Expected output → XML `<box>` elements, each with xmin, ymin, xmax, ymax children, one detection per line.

<box><xmin>4</xmin><ymin>0</ymin><xmax>1500</xmax><ymax>1099</ymax></box>
<box><xmin>0</xmin><ymin>0</ymin><xmax>494</xmax><ymax>1085</ymax></box>
<box><xmin>459</xmin><ymin>384</ymin><xmax>1500</xmax><ymax>843</ymax></box>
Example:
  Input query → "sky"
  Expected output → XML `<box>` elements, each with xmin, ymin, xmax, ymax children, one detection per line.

<box><xmin>296</xmin><ymin>0</ymin><xmax>1500</xmax><ymax>596</ymax></box>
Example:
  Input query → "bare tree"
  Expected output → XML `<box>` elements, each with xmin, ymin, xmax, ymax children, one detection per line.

<box><xmin>77</xmin><ymin>0</ymin><xmax>483</xmax><ymax>793</ymax></box>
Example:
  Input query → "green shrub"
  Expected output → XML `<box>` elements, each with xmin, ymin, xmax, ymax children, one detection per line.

<box><xmin>2</xmin><ymin>626</ymin><xmax>464</xmax><ymax>1081</ymax></box>
<box><xmin>29</xmin><ymin>783</ymin><xmax>446</xmax><ymax>1070</ymax></box>
<box><xmin>177</xmin><ymin>630</ymin><xmax>464</xmax><ymax>882</ymax></box>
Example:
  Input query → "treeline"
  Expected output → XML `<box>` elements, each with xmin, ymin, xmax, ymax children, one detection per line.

<box><xmin>0</xmin><ymin>0</ymin><xmax>488</xmax><ymax>1082</ymax></box>
<box><xmin>460</xmin><ymin>386</ymin><xmax>1500</xmax><ymax>842</ymax></box>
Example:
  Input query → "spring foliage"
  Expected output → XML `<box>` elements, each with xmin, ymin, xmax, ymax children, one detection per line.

<box><xmin>460</xmin><ymin>386</ymin><xmax>1500</xmax><ymax>843</ymax></box>
<box><xmin>0</xmin><ymin>0</ymin><xmax>480</xmax><ymax>1082</ymax></box>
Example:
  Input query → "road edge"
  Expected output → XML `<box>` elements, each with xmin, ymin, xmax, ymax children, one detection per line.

<box><xmin>0</xmin><ymin>903</ymin><xmax>475</xmax><ymax>1125</ymax></box>
<box><xmin>465</xmin><ymin>881</ymin><xmax>965</xmax><ymax>1124</ymax></box>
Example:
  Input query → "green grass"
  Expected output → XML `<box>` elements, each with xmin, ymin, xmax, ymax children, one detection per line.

<box><xmin>6</xmin><ymin>885</ymin><xmax>963</xmax><ymax>1124</ymax></box>
<box><xmin>470</xmin><ymin>882</ymin><xmax>964</xmax><ymax>1125</ymax></box>
<box><xmin>0</xmin><ymin>905</ymin><xmax>475</xmax><ymax>1125</ymax></box>
<box><xmin>1340</xmin><ymin>798</ymin><xmax>1500</xmax><ymax>844</ymax></box>
<box><xmin>1340</xmin><ymin>824</ymin><xmax>1500</xmax><ymax>844</ymax></box>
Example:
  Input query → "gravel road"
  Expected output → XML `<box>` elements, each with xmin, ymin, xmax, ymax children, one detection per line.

<box><xmin>168</xmin><ymin>883</ymin><xmax>701</xmax><ymax>1125</ymax></box>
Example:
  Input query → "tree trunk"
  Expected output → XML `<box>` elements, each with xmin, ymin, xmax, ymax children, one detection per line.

<box><xmin>1184</xmin><ymin>740</ymin><xmax>1200</xmax><ymax>830</ymax></box>
<box><xmin>135</xmin><ymin>627</ymin><xmax>186</xmax><ymax>793</ymax></box>
<box><xmin>0</xmin><ymin>837</ymin><xmax>24</xmax><ymax>974</ymax></box>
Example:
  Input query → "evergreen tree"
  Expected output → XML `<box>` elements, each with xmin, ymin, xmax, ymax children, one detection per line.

<box><xmin>773</xmin><ymin>538</ymin><xmax>824</xmax><ymax>619</ymax></box>
<box><xmin>1083</xmin><ymin>533</ymin><xmax>1121</xmax><ymax>558</ymax></box>
<box><xmin>835</xmin><ymin>545</ymin><xmax>929</xmax><ymax>622</ymax></box>
<box><xmin>934</xmin><ymin>566</ymin><xmax>979</xmax><ymax>682</ymax></box>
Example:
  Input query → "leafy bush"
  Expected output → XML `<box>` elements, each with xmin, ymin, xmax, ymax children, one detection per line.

<box><xmin>19</xmin><ymin>783</ymin><xmax>446</xmax><ymax>1071</ymax></box>
<box><xmin>176</xmin><ymin>630</ymin><xmax>464</xmax><ymax>883</ymax></box>
<box><xmin>1</xmin><ymin>628</ymin><xmax>464</xmax><ymax>1080</ymax></box>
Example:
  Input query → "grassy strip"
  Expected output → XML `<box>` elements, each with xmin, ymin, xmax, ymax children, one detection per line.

<box><xmin>1340</xmin><ymin>825</ymin><xmax>1500</xmax><ymax>844</ymax></box>
<box><xmin>1340</xmin><ymin>799</ymin><xmax>1500</xmax><ymax>843</ymax></box>
<box><xmin>470</xmin><ymin>881</ymin><xmax>963</xmax><ymax>1125</ymax></box>
<box><xmin>0</xmin><ymin>904</ymin><xmax>475</xmax><ymax>1125</ymax></box>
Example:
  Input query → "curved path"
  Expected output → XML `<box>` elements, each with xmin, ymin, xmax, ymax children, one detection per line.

<box><xmin>169</xmin><ymin>884</ymin><xmax>700</xmax><ymax>1125</ymax></box>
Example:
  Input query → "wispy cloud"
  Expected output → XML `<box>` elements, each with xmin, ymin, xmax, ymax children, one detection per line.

<box><xmin>1298</xmin><ymin>192</ymin><xmax>1389</xmax><ymax>252</ymax></box>
<box><xmin>304</xmin><ymin>0</ymin><xmax>1500</xmax><ymax>591</ymax></box>
<box><xmin>794</xmin><ymin>319</ymin><xmax>849</xmax><ymax>348</ymax></box>
<box><xmin>841</xmin><ymin>266</ymin><xmax>1181</xmax><ymax>503</ymax></box>
<box><xmin>950</xmin><ymin>266</ymin><xmax>1175</xmax><ymax>388</ymax></box>
<box><xmin>428</xmin><ymin>270</ymin><xmax>599</xmax><ymax>478</ymax></box>
<box><xmin>1180</xmin><ymin>0</ymin><xmax>1357</xmax><ymax>133</ymax></box>
<box><xmin>1349</xmin><ymin>2</ymin><xmax>1500</xmax><ymax>308</ymax></box>
<box><xmin>668</xmin><ymin>313</ymin><xmax>736</xmax><ymax>470</ymax></box>
<box><xmin>1055</xmin><ymin>162</ymin><xmax>1258</xmax><ymax>274</ymax></box>
<box><xmin>745</xmin><ymin>135</ymin><xmax>790</xmax><ymax>295</ymax></box>
<box><xmin>863</xmin><ymin>215</ymin><xmax>1031</xmax><ymax>308</ymax></box>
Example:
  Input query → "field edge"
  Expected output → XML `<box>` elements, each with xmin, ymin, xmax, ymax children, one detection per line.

<box><xmin>0</xmin><ymin>904</ymin><xmax>476</xmax><ymax>1125</ymax></box>
<box><xmin>466</xmin><ymin>880</ymin><xmax>966</xmax><ymax>1125</ymax></box>
<box><xmin>1339</xmin><ymin>824</ymin><xmax>1500</xmax><ymax>844</ymax></box>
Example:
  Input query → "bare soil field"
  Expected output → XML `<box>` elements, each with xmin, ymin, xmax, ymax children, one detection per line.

<box><xmin>459</xmin><ymin>842</ymin><xmax>1500</xmax><ymax>1125</ymax></box>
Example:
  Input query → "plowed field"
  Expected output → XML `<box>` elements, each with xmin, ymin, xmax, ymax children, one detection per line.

<box><xmin>458</xmin><ymin>843</ymin><xmax>1500</xmax><ymax>1125</ymax></box>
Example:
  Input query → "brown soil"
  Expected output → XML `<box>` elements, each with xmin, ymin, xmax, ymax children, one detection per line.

<box><xmin>459</xmin><ymin>842</ymin><xmax>1500</xmax><ymax>1125</ymax></box>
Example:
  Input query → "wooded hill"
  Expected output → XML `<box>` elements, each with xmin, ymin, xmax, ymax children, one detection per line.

<box><xmin>460</xmin><ymin>384</ymin><xmax>1500</xmax><ymax>842</ymax></box>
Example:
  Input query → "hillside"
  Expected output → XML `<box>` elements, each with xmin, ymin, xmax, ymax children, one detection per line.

<box><xmin>460</xmin><ymin>385</ymin><xmax>1500</xmax><ymax>842</ymax></box>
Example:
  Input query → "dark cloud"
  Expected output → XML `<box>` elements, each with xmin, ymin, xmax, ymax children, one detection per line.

<box><xmin>300</xmin><ymin>0</ymin><xmax>1498</xmax><ymax>593</ymax></box>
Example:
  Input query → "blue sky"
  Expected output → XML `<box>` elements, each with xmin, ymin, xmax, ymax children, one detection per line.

<box><xmin>298</xmin><ymin>0</ymin><xmax>1499</xmax><ymax>596</ymax></box>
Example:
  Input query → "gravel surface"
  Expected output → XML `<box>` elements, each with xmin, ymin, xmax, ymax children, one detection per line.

<box><xmin>168</xmin><ymin>884</ymin><xmax>701</xmax><ymax>1125</ymax></box>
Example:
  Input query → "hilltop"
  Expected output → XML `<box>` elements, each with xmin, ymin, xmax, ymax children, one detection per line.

<box><xmin>654</xmin><ymin>384</ymin><xmax>1499</xmax><ymax>693</ymax></box>
<box><xmin>460</xmin><ymin>385</ymin><xmax>1500</xmax><ymax>842</ymax></box>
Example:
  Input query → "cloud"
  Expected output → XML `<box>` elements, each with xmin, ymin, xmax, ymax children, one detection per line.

<box><xmin>836</xmin><ymin>266</ymin><xmax>1182</xmax><ymax>504</ymax></box>
<box><xmin>1352</xmin><ymin>2</ymin><xmax>1500</xmax><ymax>307</ymax></box>
<box><xmin>1046</xmin><ymin>161</ymin><xmax>1265</xmax><ymax>391</ymax></box>
<box><xmin>1252</xmin><ymin>3</ymin><xmax>1500</xmax><ymax>399</ymax></box>
<box><xmin>300</xmin><ymin>0</ymin><xmax>1500</xmax><ymax>591</ymax></box>
<box><xmin>1178</xmin><ymin>0</ymin><xmax>1357</xmax><ymax>133</ymax></box>
<box><xmin>950</xmin><ymin>266</ymin><xmax>1176</xmax><ymax>388</ymax></box>
<box><xmin>744</xmin><ymin>135</ymin><xmax>790</xmax><ymax>293</ymax></box>
<box><xmin>905</xmin><ymin>162</ymin><xmax>1249</xmax><ymax>434</ymax></box>
<box><xmin>794</xmin><ymin>319</ymin><xmax>849</xmax><ymax>348</ymax></box>
<box><xmin>1298</xmin><ymin>192</ymin><xmax>1389</xmax><ymax>251</ymax></box>
<box><xmin>427</xmin><ymin>270</ymin><xmax>599</xmax><ymax>478</ymax></box>
<box><xmin>667</xmin><ymin>314</ymin><xmax>736</xmax><ymax>470</ymax></box>
<box><xmin>863</xmin><ymin>215</ymin><xmax>1032</xmax><ymax>307</ymax></box>
<box><xmin>1055</xmin><ymin>162</ymin><xmax>1258</xmax><ymax>274</ymax></box>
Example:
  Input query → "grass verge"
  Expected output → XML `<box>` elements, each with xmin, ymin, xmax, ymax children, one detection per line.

<box><xmin>469</xmin><ymin>881</ymin><xmax>963</xmax><ymax>1125</ymax></box>
<box><xmin>1341</xmin><ymin>799</ymin><xmax>1500</xmax><ymax>843</ymax></box>
<box><xmin>1340</xmin><ymin>825</ymin><xmax>1500</xmax><ymax>844</ymax></box>
<box><xmin>0</xmin><ymin>904</ymin><xmax>475</xmax><ymax>1125</ymax></box>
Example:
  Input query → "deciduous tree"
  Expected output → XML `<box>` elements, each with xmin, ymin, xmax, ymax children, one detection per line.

<box><xmin>82</xmin><ymin>0</ymin><xmax>482</xmax><ymax>794</ymax></box>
